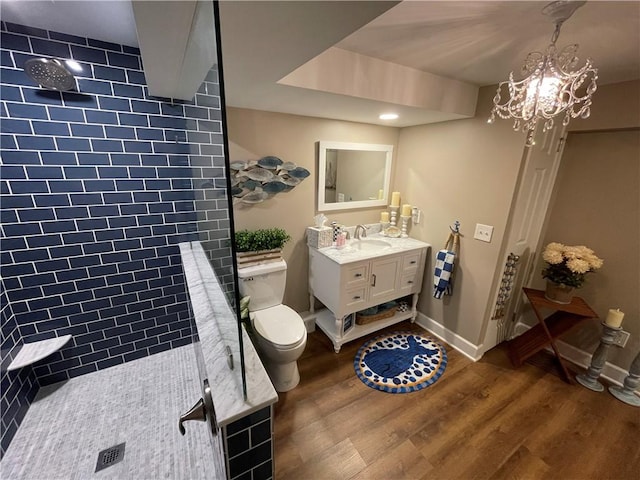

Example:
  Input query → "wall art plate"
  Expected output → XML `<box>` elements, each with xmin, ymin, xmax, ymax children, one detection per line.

<box><xmin>257</xmin><ymin>156</ymin><xmax>283</xmax><ymax>169</ymax></box>
<box><xmin>263</xmin><ymin>181</ymin><xmax>288</xmax><ymax>193</ymax></box>
<box><xmin>230</xmin><ymin>161</ymin><xmax>247</xmax><ymax>170</ymax></box>
<box><xmin>240</xmin><ymin>190</ymin><xmax>268</xmax><ymax>204</ymax></box>
<box><xmin>243</xmin><ymin>179</ymin><xmax>261</xmax><ymax>191</ymax></box>
<box><xmin>279</xmin><ymin>175</ymin><xmax>301</xmax><ymax>186</ymax></box>
<box><xmin>245</xmin><ymin>168</ymin><xmax>274</xmax><ymax>182</ymax></box>
<box><xmin>288</xmin><ymin>167</ymin><xmax>310</xmax><ymax>179</ymax></box>
<box><xmin>280</xmin><ymin>161</ymin><xmax>297</xmax><ymax>171</ymax></box>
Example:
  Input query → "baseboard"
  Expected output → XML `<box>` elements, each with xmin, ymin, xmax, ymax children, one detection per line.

<box><xmin>513</xmin><ymin>323</ymin><xmax>630</xmax><ymax>388</ymax></box>
<box><xmin>555</xmin><ymin>340</ymin><xmax>631</xmax><ymax>388</ymax></box>
<box><xmin>415</xmin><ymin>312</ymin><xmax>484</xmax><ymax>362</ymax></box>
<box><xmin>305</xmin><ymin>310</ymin><xmax>632</xmax><ymax>388</ymax></box>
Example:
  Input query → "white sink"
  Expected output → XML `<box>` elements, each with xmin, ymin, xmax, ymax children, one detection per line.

<box><xmin>349</xmin><ymin>239</ymin><xmax>392</xmax><ymax>251</ymax></box>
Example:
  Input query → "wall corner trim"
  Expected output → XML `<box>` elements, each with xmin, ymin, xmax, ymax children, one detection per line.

<box><xmin>415</xmin><ymin>312</ymin><xmax>484</xmax><ymax>362</ymax></box>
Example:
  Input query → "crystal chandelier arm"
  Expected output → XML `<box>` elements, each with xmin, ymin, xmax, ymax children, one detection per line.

<box><xmin>488</xmin><ymin>1</ymin><xmax>597</xmax><ymax>147</ymax></box>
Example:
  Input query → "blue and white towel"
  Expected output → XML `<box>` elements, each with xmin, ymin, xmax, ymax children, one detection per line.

<box><xmin>433</xmin><ymin>249</ymin><xmax>456</xmax><ymax>299</ymax></box>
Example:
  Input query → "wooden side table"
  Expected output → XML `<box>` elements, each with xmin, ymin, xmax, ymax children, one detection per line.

<box><xmin>507</xmin><ymin>287</ymin><xmax>598</xmax><ymax>383</ymax></box>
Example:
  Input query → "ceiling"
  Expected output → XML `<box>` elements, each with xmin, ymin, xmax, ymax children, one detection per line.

<box><xmin>2</xmin><ymin>0</ymin><xmax>639</xmax><ymax>128</ymax></box>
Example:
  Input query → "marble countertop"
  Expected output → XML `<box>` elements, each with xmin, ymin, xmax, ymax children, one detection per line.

<box><xmin>314</xmin><ymin>233</ymin><xmax>431</xmax><ymax>265</ymax></box>
<box><xmin>179</xmin><ymin>242</ymin><xmax>278</xmax><ymax>427</ymax></box>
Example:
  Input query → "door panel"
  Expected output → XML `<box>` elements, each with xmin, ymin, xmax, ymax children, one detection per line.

<box><xmin>482</xmin><ymin>128</ymin><xmax>566</xmax><ymax>352</ymax></box>
<box><xmin>369</xmin><ymin>257</ymin><xmax>400</xmax><ymax>301</ymax></box>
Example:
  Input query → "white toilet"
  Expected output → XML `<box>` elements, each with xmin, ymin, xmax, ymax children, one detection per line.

<box><xmin>237</xmin><ymin>259</ymin><xmax>307</xmax><ymax>392</ymax></box>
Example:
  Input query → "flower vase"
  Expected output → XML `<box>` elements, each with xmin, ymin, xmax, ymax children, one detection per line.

<box><xmin>544</xmin><ymin>280</ymin><xmax>574</xmax><ymax>304</ymax></box>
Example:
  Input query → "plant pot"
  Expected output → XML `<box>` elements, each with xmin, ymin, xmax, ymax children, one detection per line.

<box><xmin>544</xmin><ymin>280</ymin><xmax>574</xmax><ymax>304</ymax></box>
<box><xmin>236</xmin><ymin>249</ymin><xmax>282</xmax><ymax>267</ymax></box>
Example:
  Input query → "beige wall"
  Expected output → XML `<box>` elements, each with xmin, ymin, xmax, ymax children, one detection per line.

<box><xmin>395</xmin><ymin>86</ymin><xmax>527</xmax><ymax>344</ymax></box>
<box><xmin>228</xmin><ymin>80</ymin><xmax>640</xmax><ymax>361</ymax></box>
<box><xmin>227</xmin><ymin>108</ymin><xmax>399</xmax><ymax>312</ymax></box>
<box><xmin>532</xmin><ymin>130</ymin><xmax>640</xmax><ymax>368</ymax></box>
<box><xmin>569</xmin><ymin>80</ymin><xmax>640</xmax><ymax>132</ymax></box>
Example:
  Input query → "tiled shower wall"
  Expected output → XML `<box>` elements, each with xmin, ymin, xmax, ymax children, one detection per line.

<box><xmin>0</xmin><ymin>21</ymin><xmax>234</xmax><ymax>455</ymax></box>
<box><xmin>0</xmin><ymin>278</ymin><xmax>40</xmax><ymax>456</ymax></box>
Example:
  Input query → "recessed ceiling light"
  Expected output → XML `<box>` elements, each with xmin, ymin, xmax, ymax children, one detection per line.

<box><xmin>379</xmin><ymin>113</ymin><xmax>398</xmax><ymax>120</ymax></box>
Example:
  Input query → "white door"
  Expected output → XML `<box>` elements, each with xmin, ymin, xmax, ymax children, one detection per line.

<box><xmin>481</xmin><ymin>128</ymin><xmax>567</xmax><ymax>353</ymax></box>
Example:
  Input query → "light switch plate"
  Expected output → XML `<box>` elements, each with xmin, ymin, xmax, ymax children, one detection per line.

<box><xmin>474</xmin><ymin>223</ymin><xmax>494</xmax><ymax>243</ymax></box>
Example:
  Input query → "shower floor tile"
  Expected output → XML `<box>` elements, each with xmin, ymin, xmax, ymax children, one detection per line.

<box><xmin>1</xmin><ymin>345</ymin><xmax>218</xmax><ymax>479</ymax></box>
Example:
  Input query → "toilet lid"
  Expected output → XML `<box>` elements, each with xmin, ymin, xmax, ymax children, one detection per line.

<box><xmin>253</xmin><ymin>305</ymin><xmax>306</xmax><ymax>347</ymax></box>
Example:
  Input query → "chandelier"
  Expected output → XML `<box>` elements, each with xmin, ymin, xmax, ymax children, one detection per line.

<box><xmin>488</xmin><ymin>1</ymin><xmax>598</xmax><ymax>146</ymax></box>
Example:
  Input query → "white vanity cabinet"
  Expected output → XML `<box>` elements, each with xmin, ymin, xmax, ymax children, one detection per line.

<box><xmin>308</xmin><ymin>237</ymin><xmax>429</xmax><ymax>353</ymax></box>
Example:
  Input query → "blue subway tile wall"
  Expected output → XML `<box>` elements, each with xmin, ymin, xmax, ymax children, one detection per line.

<box><xmin>1</xmin><ymin>24</ymin><xmax>235</xmax><ymax>455</ymax></box>
<box><xmin>224</xmin><ymin>406</ymin><xmax>274</xmax><ymax>480</ymax></box>
<box><xmin>0</xmin><ymin>279</ymin><xmax>40</xmax><ymax>457</ymax></box>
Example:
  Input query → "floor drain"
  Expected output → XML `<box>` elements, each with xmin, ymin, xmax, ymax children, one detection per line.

<box><xmin>95</xmin><ymin>443</ymin><xmax>125</xmax><ymax>472</ymax></box>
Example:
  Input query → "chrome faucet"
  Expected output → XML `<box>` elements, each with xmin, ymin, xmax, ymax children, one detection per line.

<box><xmin>354</xmin><ymin>224</ymin><xmax>368</xmax><ymax>240</ymax></box>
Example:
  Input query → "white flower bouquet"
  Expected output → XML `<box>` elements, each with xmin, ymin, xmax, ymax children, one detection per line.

<box><xmin>542</xmin><ymin>242</ymin><xmax>603</xmax><ymax>288</ymax></box>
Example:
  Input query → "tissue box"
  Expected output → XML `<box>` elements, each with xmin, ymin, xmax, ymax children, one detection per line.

<box><xmin>306</xmin><ymin>226</ymin><xmax>333</xmax><ymax>248</ymax></box>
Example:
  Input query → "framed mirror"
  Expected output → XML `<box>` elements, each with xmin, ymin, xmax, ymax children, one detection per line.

<box><xmin>317</xmin><ymin>141</ymin><xmax>393</xmax><ymax>211</ymax></box>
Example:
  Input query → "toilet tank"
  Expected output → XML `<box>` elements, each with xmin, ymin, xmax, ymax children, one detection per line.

<box><xmin>237</xmin><ymin>259</ymin><xmax>287</xmax><ymax>311</ymax></box>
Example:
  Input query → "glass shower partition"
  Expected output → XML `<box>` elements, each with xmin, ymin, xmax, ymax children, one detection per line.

<box><xmin>133</xmin><ymin>0</ymin><xmax>248</xmax><ymax>474</ymax></box>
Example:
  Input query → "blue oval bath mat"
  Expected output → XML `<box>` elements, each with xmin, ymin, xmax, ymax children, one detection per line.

<box><xmin>354</xmin><ymin>331</ymin><xmax>447</xmax><ymax>393</ymax></box>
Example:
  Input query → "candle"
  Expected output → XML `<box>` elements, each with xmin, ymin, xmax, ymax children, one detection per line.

<box><xmin>605</xmin><ymin>309</ymin><xmax>625</xmax><ymax>328</ymax></box>
<box><xmin>390</xmin><ymin>191</ymin><xmax>400</xmax><ymax>207</ymax></box>
<box><xmin>401</xmin><ymin>204</ymin><xmax>412</xmax><ymax>216</ymax></box>
<box><xmin>380</xmin><ymin>211</ymin><xmax>389</xmax><ymax>223</ymax></box>
<box><xmin>378</xmin><ymin>189</ymin><xmax>384</xmax><ymax>200</ymax></box>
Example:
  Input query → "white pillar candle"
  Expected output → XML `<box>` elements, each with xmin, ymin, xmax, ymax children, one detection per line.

<box><xmin>401</xmin><ymin>204</ymin><xmax>412</xmax><ymax>216</ymax></box>
<box><xmin>378</xmin><ymin>189</ymin><xmax>384</xmax><ymax>200</ymax></box>
<box><xmin>390</xmin><ymin>191</ymin><xmax>400</xmax><ymax>207</ymax></box>
<box><xmin>380</xmin><ymin>211</ymin><xmax>389</xmax><ymax>223</ymax></box>
<box><xmin>605</xmin><ymin>309</ymin><xmax>625</xmax><ymax>328</ymax></box>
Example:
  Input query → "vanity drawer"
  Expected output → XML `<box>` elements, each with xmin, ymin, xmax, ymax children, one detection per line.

<box><xmin>341</xmin><ymin>287</ymin><xmax>367</xmax><ymax>310</ymax></box>
<box><xmin>399</xmin><ymin>273</ymin><xmax>419</xmax><ymax>293</ymax></box>
<box><xmin>402</xmin><ymin>252</ymin><xmax>421</xmax><ymax>271</ymax></box>
<box><xmin>343</xmin><ymin>263</ymin><xmax>369</xmax><ymax>288</ymax></box>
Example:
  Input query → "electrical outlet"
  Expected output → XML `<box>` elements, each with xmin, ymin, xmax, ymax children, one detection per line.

<box><xmin>474</xmin><ymin>223</ymin><xmax>494</xmax><ymax>243</ymax></box>
<box><xmin>613</xmin><ymin>330</ymin><xmax>631</xmax><ymax>348</ymax></box>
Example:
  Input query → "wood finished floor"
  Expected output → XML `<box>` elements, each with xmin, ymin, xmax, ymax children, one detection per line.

<box><xmin>273</xmin><ymin>321</ymin><xmax>640</xmax><ymax>480</ymax></box>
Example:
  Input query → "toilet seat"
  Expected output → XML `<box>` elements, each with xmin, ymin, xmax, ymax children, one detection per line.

<box><xmin>252</xmin><ymin>305</ymin><xmax>306</xmax><ymax>348</ymax></box>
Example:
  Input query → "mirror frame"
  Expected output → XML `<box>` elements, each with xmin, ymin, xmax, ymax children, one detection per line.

<box><xmin>317</xmin><ymin>141</ymin><xmax>393</xmax><ymax>212</ymax></box>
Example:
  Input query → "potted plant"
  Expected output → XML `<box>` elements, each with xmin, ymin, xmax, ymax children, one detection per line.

<box><xmin>235</xmin><ymin>228</ymin><xmax>291</xmax><ymax>267</ymax></box>
<box><xmin>541</xmin><ymin>242</ymin><xmax>603</xmax><ymax>303</ymax></box>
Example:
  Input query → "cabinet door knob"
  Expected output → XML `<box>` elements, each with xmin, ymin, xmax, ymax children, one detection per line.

<box><xmin>410</xmin><ymin>260</ymin><xmax>417</xmax><ymax>264</ymax></box>
<box><xmin>354</xmin><ymin>273</ymin><xmax>362</xmax><ymax>278</ymax></box>
<box><xmin>407</xmin><ymin>280</ymin><xmax>413</xmax><ymax>284</ymax></box>
<box><xmin>353</xmin><ymin>295</ymin><xmax>361</xmax><ymax>300</ymax></box>
<box><xmin>371</xmin><ymin>274</ymin><xmax>376</xmax><ymax>287</ymax></box>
